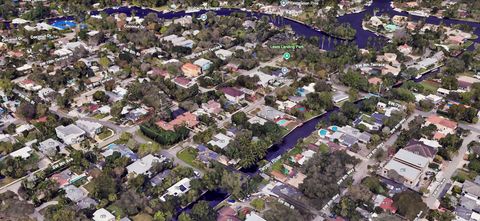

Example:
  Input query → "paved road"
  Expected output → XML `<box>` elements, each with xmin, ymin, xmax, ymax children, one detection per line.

<box><xmin>424</xmin><ymin>131</ymin><xmax>478</xmax><ymax>208</ymax></box>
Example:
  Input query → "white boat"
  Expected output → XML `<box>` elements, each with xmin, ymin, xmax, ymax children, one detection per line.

<box><xmin>409</xmin><ymin>10</ymin><xmax>429</xmax><ymax>17</ymax></box>
<box><xmin>185</xmin><ymin>9</ymin><xmax>200</xmax><ymax>13</ymax></box>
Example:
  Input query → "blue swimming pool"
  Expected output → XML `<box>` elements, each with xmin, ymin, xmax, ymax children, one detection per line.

<box><xmin>318</xmin><ymin>129</ymin><xmax>328</xmax><ymax>136</ymax></box>
<box><xmin>51</xmin><ymin>20</ymin><xmax>77</xmax><ymax>30</ymax></box>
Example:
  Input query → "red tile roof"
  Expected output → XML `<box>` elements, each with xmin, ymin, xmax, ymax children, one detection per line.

<box><xmin>380</xmin><ymin>197</ymin><xmax>397</xmax><ymax>213</ymax></box>
<box><xmin>426</xmin><ymin>115</ymin><xmax>457</xmax><ymax>129</ymax></box>
<box><xmin>156</xmin><ymin>112</ymin><xmax>198</xmax><ymax>131</ymax></box>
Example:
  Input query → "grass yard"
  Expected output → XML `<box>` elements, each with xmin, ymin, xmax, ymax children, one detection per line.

<box><xmin>83</xmin><ymin>181</ymin><xmax>95</xmax><ymax>194</ymax></box>
<box><xmin>176</xmin><ymin>147</ymin><xmax>198</xmax><ymax>166</ymax></box>
<box><xmin>420</xmin><ymin>81</ymin><xmax>439</xmax><ymax>94</ymax></box>
<box><xmin>98</xmin><ymin>128</ymin><xmax>114</xmax><ymax>140</ymax></box>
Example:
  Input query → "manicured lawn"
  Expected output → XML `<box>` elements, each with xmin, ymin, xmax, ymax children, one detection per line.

<box><xmin>98</xmin><ymin>128</ymin><xmax>114</xmax><ymax>140</ymax></box>
<box><xmin>176</xmin><ymin>147</ymin><xmax>198</xmax><ymax>166</ymax></box>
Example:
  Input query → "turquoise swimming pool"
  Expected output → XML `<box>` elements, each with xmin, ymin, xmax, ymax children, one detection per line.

<box><xmin>277</xmin><ymin>119</ymin><xmax>289</xmax><ymax>126</ymax></box>
<box><xmin>318</xmin><ymin>129</ymin><xmax>328</xmax><ymax>136</ymax></box>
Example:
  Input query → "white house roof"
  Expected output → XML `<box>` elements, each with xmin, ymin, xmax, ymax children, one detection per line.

<box><xmin>76</xmin><ymin>120</ymin><xmax>102</xmax><ymax>133</ymax></box>
<box><xmin>208</xmin><ymin>133</ymin><xmax>232</xmax><ymax>149</ymax></box>
<box><xmin>161</xmin><ymin>177</ymin><xmax>191</xmax><ymax>201</ymax></box>
<box><xmin>126</xmin><ymin>154</ymin><xmax>164</xmax><ymax>175</ymax></box>
<box><xmin>245</xmin><ymin>212</ymin><xmax>267</xmax><ymax>221</ymax></box>
<box><xmin>9</xmin><ymin>146</ymin><xmax>33</xmax><ymax>159</ymax></box>
<box><xmin>384</xmin><ymin>149</ymin><xmax>429</xmax><ymax>181</ymax></box>
<box><xmin>56</xmin><ymin>124</ymin><xmax>85</xmax><ymax>137</ymax></box>
<box><xmin>93</xmin><ymin>208</ymin><xmax>115</xmax><ymax>221</ymax></box>
<box><xmin>40</xmin><ymin>138</ymin><xmax>61</xmax><ymax>149</ymax></box>
<box><xmin>193</xmin><ymin>58</ymin><xmax>213</xmax><ymax>67</ymax></box>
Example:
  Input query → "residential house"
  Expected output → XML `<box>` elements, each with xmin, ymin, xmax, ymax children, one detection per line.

<box><xmin>126</xmin><ymin>154</ymin><xmax>165</xmax><ymax>176</ymax></box>
<box><xmin>382</xmin><ymin>149</ymin><xmax>430</xmax><ymax>188</ymax></box>
<box><xmin>290</xmin><ymin>149</ymin><xmax>316</xmax><ymax>165</ymax></box>
<box><xmin>369</xmin><ymin>16</ymin><xmax>383</xmax><ymax>27</ymax></box>
<box><xmin>424</xmin><ymin>115</ymin><xmax>457</xmax><ymax>140</ymax></box>
<box><xmin>332</xmin><ymin>92</ymin><xmax>349</xmax><ymax>104</ymax></box>
<box><xmin>93</xmin><ymin>208</ymin><xmax>115</xmax><ymax>221</ymax></box>
<box><xmin>373</xmin><ymin>195</ymin><xmax>397</xmax><ymax>213</ymax></box>
<box><xmin>403</xmin><ymin>140</ymin><xmax>437</xmax><ymax>158</ymax></box>
<box><xmin>76</xmin><ymin>120</ymin><xmax>103</xmax><ymax>138</ymax></box>
<box><xmin>77</xmin><ymin>197</ymin><xmax>98</xmax><ymax>210</ymax></box>
<box><xmin>63</xmin><ymin>185</ymin><xmax>87</xmax><ymax>203</ymax></box>
<box><xmin>38</xmin><ymin>88</ymin><xmax>55</xmax><ymax>101</ymax></box>
<box><xmin>160</xmin><ymin>177</ymin><xmax>191</xmax><ymax>201</ymax></box>
<box><xmin>150</xmin><ymin>170</ymin><xmax>171</xmax><ymax>187</ymax></box>
<box><xmin>174</xmin><ymin>77</ymin><xmax>195</xmax><ymax>89</ymax></box>
<box><xmin>55</xmin><ymin>124</ymin><xmax>86</xmax><ymax>145</ymax></box>
<box><xmin>51</xmin><ymin>169</ymin><xmax>75</xmax><ymax>187</ymax></box>
<box><xmin>457</xmin><ymin>75</ymin><xmax>480</xmax><ymax>91</ymax></box>
<box><xmin>397</xmin><ymin>44</ymin><xmax>412</xmax><ymax>55</ymax></box>
<box><xmin>102</xmin><ymin>144</ymin><xmax>138</xmax><ymax>161</ymax></box>
<box><xmin>247</xmin><ymin>71</ymin><xmax>276</xmax><ymax>88</ymax></box>
<box><xmin>16</xmin><ymin>124</ymin><xmax>35</xmax><ymax>134</ymax></box>
<box><xmin>257</xmin><ymin>106</ymin><xmax>287</xmax><ymax>122</ymax></box>
<box><xmin>181</xmin><ymin>63</ymin><xmax>202</xmax><ymax>78</ymax></box>
<box><xmin>208</xmin><ymin>133</ymin><xmax>232</xmax><ymax>150</ymax></box>
<box><xmin>193</xmin><ymin>58</ymin><xmax>213</xmax><ymax>71</ymax></box>
<box><xmin>220</xmin><ymin>87</ymin><xmax>245</xmax><ymax>103</ymax></box>
<box><xmin>217</xmin><ymin>206</ymin><xmax>240</xmax><ymax>221</ymax></box>
<box><xmin>215</xmin><ymin>49</ymin><xmax>233</xmax><ymax>60</ymax></box>
<box><xmin>156</xmin><ymin>112</ymin><xmax>198</xmax><ymax>131</ymax></box>
<box><xmin>39</xmin><ymin>138</ymin><xmax>62</xmax><ymax>157</ymax></box>
<box><xmin>9</xmin><ymin>146</ymin><xmax>33</xmax><ymax>159</ymax></box>
<box><xmin>201</xmin><ymin>100</ymin><xmax>222</xmax><ymax>115</ymax></box>
<box><xmin>245</xmin><ymin>212</ymin><xmax>267</xmax><ymax>221</ymax></box>
<box><xmin>18</xmin><ymin>79</ymin><xmax>42</xmax><ymax>91</ymax></box>
<box><xmin>248</xmin><ymin>116</ymin><xmax>268</xmax><ymax>125</ymax></box>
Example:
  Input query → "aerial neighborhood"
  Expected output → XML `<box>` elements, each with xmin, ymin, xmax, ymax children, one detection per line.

<box><xmin>2</xmin><ymin>0</ymin><xmax>480</xmax><ymax>221</ymax></box>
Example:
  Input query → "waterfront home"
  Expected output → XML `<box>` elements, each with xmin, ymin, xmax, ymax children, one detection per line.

<box><xmin>160</xmin><ymin>177</ymin><xmax>191</xmax><ymax>201</ymax></box>
<box><xmin>55</xmin><ymin>124</ymin><xmax>86</xmax><ymax>145</ymax></box>
<box><xmin>332</xmin><ymin>91</ymin><xmax>349</xmax><ymax>104</ymax></box>
<box><xmin>161</xmin><ymin>34</ymin><xmax>194</xmax><ymax>48</ymax></box>
<box><xmin>369</xmin><ymin>16</ymin><xmax>383</xmax><ymax>27</ymax></box>
<box><xmin>257</xmin><ymin>106</ymin><xmax>287</xmax><ymax>122</ymax></box>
